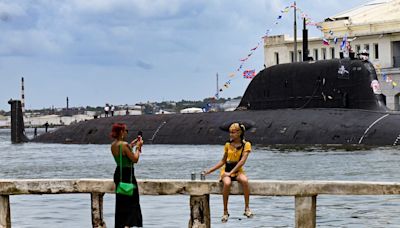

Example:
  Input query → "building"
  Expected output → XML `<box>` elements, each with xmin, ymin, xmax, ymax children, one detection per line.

<box><xmin>264</xmin><ymin>0</ymin><xmax>400</xmax><ymax>109</ymax></box>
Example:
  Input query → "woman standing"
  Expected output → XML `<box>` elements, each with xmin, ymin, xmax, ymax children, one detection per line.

<box><xmin>204</xmin><ymin>122</ymin><xmax>253</xmax><ymax>223</ymax></box>
<box><xmin>110</xmin><ymin>123</ymin><xmax>143</xmax><ymax>227</ymax></box>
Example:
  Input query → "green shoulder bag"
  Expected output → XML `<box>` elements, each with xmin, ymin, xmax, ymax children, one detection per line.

<box><xmin>116</xmin><ymin>144</ymin><xmax>136</xmax><ymax>196</ymax></box>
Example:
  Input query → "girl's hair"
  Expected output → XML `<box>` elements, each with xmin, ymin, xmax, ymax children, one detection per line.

<box><xmin>110</xmin><ymin>123</ymin><xmax>126</xmax><ymax>139</ymax></box>
<box><xmin>229</xmin><ymin>122</ymin><xmax>246</xmax><ymax>145</ymax></box>
<box><xmin>239</xmin><ymin>123</ymin><xmax>246</xmax><ymax>142</ymax></box>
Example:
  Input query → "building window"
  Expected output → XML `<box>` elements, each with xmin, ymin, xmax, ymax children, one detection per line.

<box><xmin>330</xmin><ymin>47</ymin><xmax>335</xmax><ymax>59</ymax></box>
<box><xmin>298</xmin><ymin>50</ymin><xmax>302</xmax><ymax>61</ymax></box>
<box><xmin>290</xmin><ymin>51</ymin><xmax>294</xmax><ymax>63</ymax></box>
<box><xmin>374</xmin><ymin>43</ymin><xmax>379</xmax><ymax>59</ymax></box>
<box><xmin>364</xmin><ymin>44</ymin><xmax>370</xmax><ymax>52</ymax></box>
<box><xmin>275</xmin><ymin>52</ymin><xmax>279</xmax><ymax>65</ymax></box>
<box><xmin>355</xmin><ymin>45</ymin><xmax>361</xmax><ymax>54</ymax></box>
<box><xmin>322</xmin><ymin>48</ymin><xmax>327</xmax><ymax>60</ymax></box>
<box><xmin>314</xmin><ymin>49</ymin><xmax>318</xmax><ymax>60</ymax></box>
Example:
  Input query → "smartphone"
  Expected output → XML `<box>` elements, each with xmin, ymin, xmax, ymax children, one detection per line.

<box><xmin>137</xmin><ymin>131</ymin><xmax>143</xmax><ymax>140</ymax></box>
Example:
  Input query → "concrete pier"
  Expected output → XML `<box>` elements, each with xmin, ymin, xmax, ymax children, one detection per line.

<box><xmin>1</xmin><ymin>179</ymin><xmax>400</xmax><ymax>228</ymax></box>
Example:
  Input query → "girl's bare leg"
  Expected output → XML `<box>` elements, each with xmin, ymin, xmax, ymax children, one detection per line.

<box><xmin>236</xmin><ymin>173</ymin><xmax>250</xmax><ymax>210</ymax></box>
<box><xmin>222</xmin><ymin>176</ymin><xmax>232</xmax><ymax>214</ymax></box>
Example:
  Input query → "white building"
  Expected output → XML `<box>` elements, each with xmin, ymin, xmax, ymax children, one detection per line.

<box><xmin>264</xmin><ymin>0</ymin><xmax>400</xmax><ymax>109</ymax></box>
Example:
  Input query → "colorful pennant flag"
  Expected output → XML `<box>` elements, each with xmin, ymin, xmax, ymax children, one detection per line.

<box><xmin>382</xmin><ymin>73</ymin><xmax>387</xmax><ymax>82</ymax></box>
<box><xmin>243</xmin><ymin>70</ymin><xmax>256</xmax><ymax>79</ymax></box>
<box><xmin>340</xmin><ymin>35</ymin><xmax>348</xmax><ymax>50</ymax></box>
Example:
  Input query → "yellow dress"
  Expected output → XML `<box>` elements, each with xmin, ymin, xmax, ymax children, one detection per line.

<box><xmin>220</xmin><ymin>141</ymin><xmax>252</xmax><ymax>178</ymax></box>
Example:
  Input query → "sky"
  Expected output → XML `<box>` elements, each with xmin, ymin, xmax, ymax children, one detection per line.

<box><xmin>0</xmin><ymin>0</ymin><xmax>367</xmax><ymax>111</ymax></box>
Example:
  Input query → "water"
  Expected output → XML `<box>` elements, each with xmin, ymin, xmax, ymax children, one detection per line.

<box><xmin>1</xmin><ymin>129</ymin><xmax>400</xmax><ymax>227</ymax></box>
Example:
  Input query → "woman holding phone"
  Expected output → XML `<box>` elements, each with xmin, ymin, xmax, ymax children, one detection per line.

<box><xmin>110</xmin><ymin>123</ymin><xmax>143</xmax><ymax>227</ymax></box>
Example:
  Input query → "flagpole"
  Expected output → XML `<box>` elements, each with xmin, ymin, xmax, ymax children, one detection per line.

<box><xmin>293</xmin><ymin>1</ymin><xmax>297</xmax><ymax>62</ymax></box>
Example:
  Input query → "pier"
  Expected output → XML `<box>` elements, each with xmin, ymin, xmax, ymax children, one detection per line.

<box><xmin>1</xmin><ymin>179</ymin><xmax>400</xmax><ymax>227</ymax></box>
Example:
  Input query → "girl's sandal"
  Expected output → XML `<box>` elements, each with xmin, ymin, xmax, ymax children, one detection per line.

<box><xmin>221</xmin><ymin>213</ymin><xmax>229</xmax><ymax>223</ymax></box>
<box><xmin>244</xmin><ymin>209</ymin><xmax>254</xmax><ymax>218</ymax></box>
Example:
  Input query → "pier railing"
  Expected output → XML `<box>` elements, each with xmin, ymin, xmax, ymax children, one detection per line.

<box><xmin>1</xmin><ymin>179</ymin><xmax>400</xmax><ymax>228</ymax></box>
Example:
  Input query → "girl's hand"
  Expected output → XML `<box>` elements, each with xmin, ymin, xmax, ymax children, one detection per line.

<box><xmin>203</xmin><ymin>170</ymin><xmax>210</xmax><ymax>175</ymax></box>
<box><xmin>223</xmin><ymin>172</ymin><xmax>231</xmax><ymax>178</ymax></box>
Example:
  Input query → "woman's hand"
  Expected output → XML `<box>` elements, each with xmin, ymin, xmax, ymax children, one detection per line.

<box><xmin>222</xmin><ymin>172</ymin><xmax>232</xmax><ymax>178</ymax></box>
<box><xmin>203</xmin><ymin>170</ymin><xmax>211</xmax><ymax>175</ymax></box>
<box><xmin>130</xmin><ymin>138</ymin><xmax>138</xmax><ymax>147</ymax></box>
<box><xmin>136</xmin><ymin>137</ymin><xmax>143</xmax><ymax>152</ymax></box>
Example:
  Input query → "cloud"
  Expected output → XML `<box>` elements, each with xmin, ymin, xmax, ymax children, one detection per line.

<box><xmin>0</xmin><ymin>2</ymin><xmax>26</xmax><ymax>20</ymax></box>
<box><xmin>135</xmin><ymin>60</ymin><xmax>153</xmax><ymax>70</ymax></box>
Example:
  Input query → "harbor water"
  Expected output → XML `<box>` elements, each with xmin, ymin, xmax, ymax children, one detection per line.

<box><xmin>1</xmin><ymin>129</ymin><xmax>400</xmax><ymax>227</ymax></box>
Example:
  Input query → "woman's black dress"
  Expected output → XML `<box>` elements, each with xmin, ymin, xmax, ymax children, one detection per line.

<box><xmin>114</xmin><ymin>166</ymin><xmax>143</xmax><ymax>227</ymax></box>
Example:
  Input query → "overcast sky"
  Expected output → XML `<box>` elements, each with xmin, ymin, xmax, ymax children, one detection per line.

<box><xmin>0</xmin><ymin>0</ymin><xmax>367</xmax><ymax>111</ymax></box>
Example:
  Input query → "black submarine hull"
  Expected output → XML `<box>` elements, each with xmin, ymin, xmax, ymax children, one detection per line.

<box><xmin>32</xmin><ymin>108</ymin><xmax>400</xmax><ymax>146</ymax></box>
<box><xmin>30</xmin><ymin>58</ymin><xmax>400</xmax><ymax>146</ymax></box>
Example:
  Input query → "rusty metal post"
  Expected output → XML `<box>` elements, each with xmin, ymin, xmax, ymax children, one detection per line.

<box><xmin>91</xmin><ymin>193</ymin><xmax>106</xmax><ymax>228</ymax></box>
<box><xmin>0</xmin><ymin>195</ymin><xmax>11</xmax><ymax>228</ymax></box>
<box><xmin>8</xmin><ymin>99</ymin><xmax>28</xmax><ymax>143</ymax></box>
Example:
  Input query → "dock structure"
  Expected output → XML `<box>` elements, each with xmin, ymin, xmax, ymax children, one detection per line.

<box><xmin>1</xmin><ymin>179</ymin><xmax>400</xmax><ymax>228</ymax></box>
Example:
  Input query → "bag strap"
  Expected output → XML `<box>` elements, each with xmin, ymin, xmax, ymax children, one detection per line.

<box><xmin>119</xmin><ymin>144</ymin><xmax>133</xmax><ymax>183</ymax></box>
<box><xmin>119</xmin><ymin>144</ymin><xmax>123</xmax><ymax>182</ymax></box>
<box><xmin>238</xmin><ymin>141</ymin><xmax>245</xmax><ymax>161</ymax></box>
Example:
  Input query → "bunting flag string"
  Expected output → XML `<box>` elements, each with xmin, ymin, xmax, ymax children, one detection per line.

<box><xmin>213</xmin><ymin>2</ymin><xmax>301</xmax><ymax>99</ymax></box>
<box><xmin>213</xmin><ymin>1</ymin><xmax>346</xmax><ymax>99</ymax></box>
<box><xmin>374</xmin><ymin>64</ymin><xmax>398</xmax><ymax>89</ymax></box>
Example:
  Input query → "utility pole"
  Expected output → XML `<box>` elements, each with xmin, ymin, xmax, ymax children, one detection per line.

<box><xmin>293</xmin><ymin>1</ymin><xmax>297</xmax><ymax>62</ymax></box>
<box><xmin>216</xmin><ymin>73</ymin><xmax>219</xmax><ymax>99</ymax></box>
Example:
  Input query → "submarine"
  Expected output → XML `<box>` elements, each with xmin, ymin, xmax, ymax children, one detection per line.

<box><xmin>30</xmin><ymin>57</ymin><xmax>400</xmax><ymax>146</ymax></box>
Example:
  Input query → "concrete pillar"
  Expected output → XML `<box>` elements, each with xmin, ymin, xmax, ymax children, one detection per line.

<box><xmin>188</xmin><ymin>195</ymin><xmax>210</xmax><ymax>228</ymax></box>
<box><xmin>0</xmin><ymin>195</ymin><xmax>11</xmax><ymax>228</ymax></box>
<box><xmin>7</xmin><ymin>99</ymin><xmax>28</xmax><ymax>143</ymax></box>
<box><xmin>91</xmin><ymin>193</ymin><xmax>106</xmax><ymax>228</ymax></box>
<box><xmin>295</xmin><ymin>195</ymin><xmax>316</xmax><ymax>228</ymax></box>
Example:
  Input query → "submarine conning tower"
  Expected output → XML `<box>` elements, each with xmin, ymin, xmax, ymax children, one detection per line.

<box><xmin>238</xmin><ymin>58</ymin><xmax>388</xmax><ymax>111</ymax></box>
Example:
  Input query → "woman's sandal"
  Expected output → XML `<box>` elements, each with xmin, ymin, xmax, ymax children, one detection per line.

<box><xmin>244</xmin><ymin>209</ymin><xmax>254</xmax><ymax>218</ymax></box>
<box><xmin>221</xmin><ymin>213</ymin><xmax>229</xmax><ymax>223</ymax></box>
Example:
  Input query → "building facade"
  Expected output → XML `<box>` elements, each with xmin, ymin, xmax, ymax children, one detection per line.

<box><xmin>264</xmin><ymin>0</ymin><xmax>400</xmax><ymax>109</ymax></box>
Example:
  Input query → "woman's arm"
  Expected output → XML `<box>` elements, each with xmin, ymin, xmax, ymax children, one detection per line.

<box><xmin>124</xmin><ymin>141</ymin><xmax>142</xmax><ymax>163</ymax></box>
<box><xmin>205</xmin><ymin>152</ymin><xmax>228</xmax><ymax>175</ymax></box>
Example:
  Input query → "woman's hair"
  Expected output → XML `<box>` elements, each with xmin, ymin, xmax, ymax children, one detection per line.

<box><xmin>110</xmin><ymin>123</ymin><xmax>127</xmax><ymax>139</ymax></box>
<box><xmin>229</xmin><ymin>122</ymin><xmax>246</xmax><ymax>143</ymax></box>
